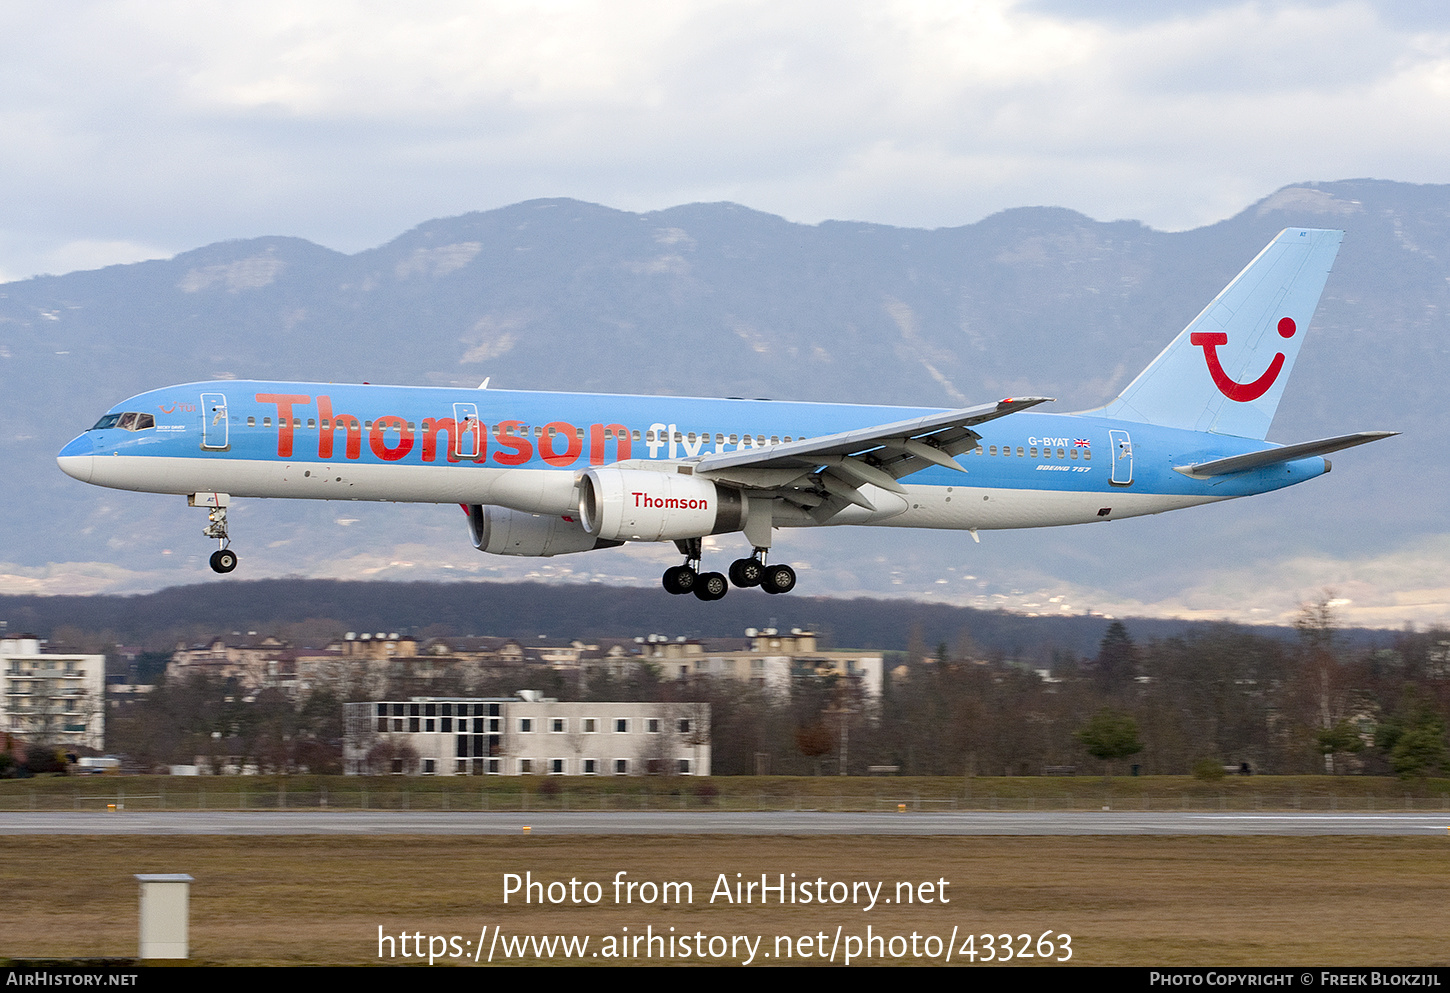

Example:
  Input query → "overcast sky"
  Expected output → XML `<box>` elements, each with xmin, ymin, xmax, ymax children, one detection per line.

<box><xmin>4</xmin><ymin>0</ymin><xmax>1450</xmax><ymax>283</ymax></box>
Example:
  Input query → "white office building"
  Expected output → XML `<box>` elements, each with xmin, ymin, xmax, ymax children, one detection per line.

<box><xmin>343</xmin><ymin>693</ymin><xmax>710</xmax><ymax>776</ymax></box>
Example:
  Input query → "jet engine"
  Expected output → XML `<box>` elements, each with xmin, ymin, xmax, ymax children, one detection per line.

<box><xmin>578</xmin><ymin>467</ymin><xmax>743</xmax><ymax>542</ymax></box>
<box><xmin>465</xmin><ymin>504</ymin><xmax>623</xmax><ymax>557</ymax></box>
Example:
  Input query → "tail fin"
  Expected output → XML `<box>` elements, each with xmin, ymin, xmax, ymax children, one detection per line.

<box><xmin>1100</xmin><ymin>228</ymin><xmax>1342</xmax><ymax>439</ymax></box>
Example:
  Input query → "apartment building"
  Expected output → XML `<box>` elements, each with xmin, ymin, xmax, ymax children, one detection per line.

<box><xmin>1</xmin><ymin>635</ymin><xmax>105</xmax><ymax>751</ymax></box>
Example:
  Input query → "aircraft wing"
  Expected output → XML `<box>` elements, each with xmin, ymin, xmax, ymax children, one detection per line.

<box><xmin>691</xmin><ymin>397</ymin><xmax>1052</xmax><ymax>512</ymax></box>
<box><xmin>1175</xmin><ymin>431</ymin><xmax>1398</xmax><ymax>479</ymax></box>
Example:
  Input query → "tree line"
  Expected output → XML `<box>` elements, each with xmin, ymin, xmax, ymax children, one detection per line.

<box><xmin>81</xmin><ymin>600</ymin><xmax>1449</xmax><ymax>779</ymax></box>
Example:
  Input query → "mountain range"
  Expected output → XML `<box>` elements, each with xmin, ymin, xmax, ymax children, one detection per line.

<box><xmin>1</xmin><ymin>180</ymin><xmax>1443</xmax><ymax>627</ymax></box>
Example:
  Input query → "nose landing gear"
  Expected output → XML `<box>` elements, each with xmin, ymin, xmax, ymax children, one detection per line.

<box><xmin>190</xmin><ymin>492</ymin><xmax>238</xmax><ymax>574</ymax></box>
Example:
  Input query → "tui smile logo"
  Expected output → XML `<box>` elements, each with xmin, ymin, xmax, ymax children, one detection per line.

<box><xmin>1190</xmin><ymin>317</ymin><xmax>1296</xmax><ymax>402</ymax></box>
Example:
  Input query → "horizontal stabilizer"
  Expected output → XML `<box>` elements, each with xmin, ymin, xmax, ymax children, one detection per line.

<box><xmin>1175</xmin><ymin>431</ymin><xmax>1397</xmax><ymax>478</ymax></box>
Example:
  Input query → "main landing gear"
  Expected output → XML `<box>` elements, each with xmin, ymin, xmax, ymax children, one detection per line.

<box><xmin>727</xmin><ymin>554</ymin><xmax>796</xmax><ymax>594</ymax></box>
<box><xmin>662</xmin><ymin>538</ymin><xmax>726</xmax><ymax>601</ymax></box>
<box><xmin>661</xmin><ymin>539</ymin><xmax>797</xmax><ymax>601</ymax></box>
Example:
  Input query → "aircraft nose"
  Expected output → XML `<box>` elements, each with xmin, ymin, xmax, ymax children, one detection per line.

<box><xmin>57</xmin><ymin>434</ymin><xmax>95</xmax><ymax>483</ymax></box>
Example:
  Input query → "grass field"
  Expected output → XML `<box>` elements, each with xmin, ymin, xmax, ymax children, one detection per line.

<box><xmin>3</xmin><ymin>774</ymin><xmax>1449</xmax><ymax>812</ymax></box>
<box><xmin>3</xmin><ymin>833</ymin><xmax>1449</xmax><ymax>965</ymax></box>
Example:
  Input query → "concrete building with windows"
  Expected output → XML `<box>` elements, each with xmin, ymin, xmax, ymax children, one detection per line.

<box><xmin>584</xmin><ymin>629</ymin><xmax>885</xmax><ymax>703</ymax></box>
<box><xmin>1</xmin><ymin>635</ymin><xmax>105</xmax><ymax>752</ymax></box>
<box><xmin>343</xmin><ymin>692</ymin><xmax>710</xmax><ymax>776</ymax></box>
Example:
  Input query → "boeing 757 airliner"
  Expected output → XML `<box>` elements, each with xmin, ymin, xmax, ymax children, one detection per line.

<box><xmin>57</xmin><ymin>228</ymin><xmax>1394</xmax><ymax>600</ymax></box>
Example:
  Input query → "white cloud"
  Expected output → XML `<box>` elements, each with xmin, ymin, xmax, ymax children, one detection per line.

<box><xmin>2</xmin><ymin>0</ymin><xmax>1449</xmax><ymax>278</ymax></box>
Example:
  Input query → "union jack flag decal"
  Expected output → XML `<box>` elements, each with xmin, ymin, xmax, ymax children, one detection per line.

<box><xmin>1074</xmin><ymin>438</ymin><xmax>1091</xmax><ymax>447</ymax></box>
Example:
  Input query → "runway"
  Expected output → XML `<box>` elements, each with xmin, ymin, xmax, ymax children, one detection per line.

<box><xmin>3</xmin><ymin>810</ymin><xmax>1448</xmax><ymax>836</ymax></box>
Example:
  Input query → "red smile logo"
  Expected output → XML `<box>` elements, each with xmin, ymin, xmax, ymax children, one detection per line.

<box><xmin>1191</xmin><ymin>317</ymin><xmax>1296</xmax><ymax>402</ymax></box>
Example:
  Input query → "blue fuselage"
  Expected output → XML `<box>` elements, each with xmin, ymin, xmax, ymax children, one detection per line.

<box><xmin>58</xmin><ymin>381</ymin><xmax>1327</xmax><ymax>532</ymax></box>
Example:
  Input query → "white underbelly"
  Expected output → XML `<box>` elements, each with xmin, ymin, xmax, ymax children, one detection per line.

<box><xmin>83</xmin><ymin>456</ymin><xmax>581</xmax><ymax>514</ymax></box>
<box><xmin>772</xmin><ymin>483</ymin><xmax>1224</xmax><ymax>530</ymax></box>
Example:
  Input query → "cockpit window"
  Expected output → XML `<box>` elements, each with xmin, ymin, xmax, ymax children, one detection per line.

<box><xmin>90</xmin><ymin>412</ymin><xmax>155</xmax><ymax>432</ymax></box>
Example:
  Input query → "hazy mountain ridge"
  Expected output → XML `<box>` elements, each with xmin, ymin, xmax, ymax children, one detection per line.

<box><xmin>0</xmin><ymin>578</ymin><xmax>1305</xmax><ymax>659</ymax></box>
<box><xmin>1</xmin><ymin>181</ymin><xmax>1443</xmax><ymax>623</ymax></box>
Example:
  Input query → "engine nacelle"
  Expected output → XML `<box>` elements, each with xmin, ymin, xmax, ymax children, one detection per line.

<box><xmin>578</xmin><ymin>467</ymin><xmax>743</xmax><ymax>542</ymax></box>
<box><xmin>466</xmin><ymin>504</ymin><xmax>623</xmax><ymax>557</ymax></box>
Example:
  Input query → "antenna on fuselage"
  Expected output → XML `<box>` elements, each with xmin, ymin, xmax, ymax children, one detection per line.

<box><xmin>479</xmin><ymin>378</ymin><xmax>490</xmax><ymax>389</ymax></box>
